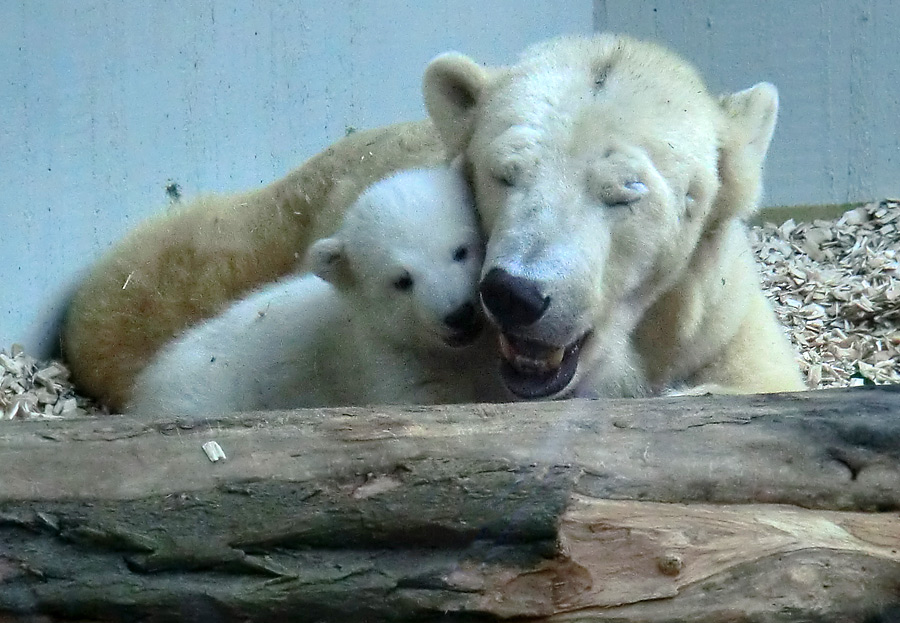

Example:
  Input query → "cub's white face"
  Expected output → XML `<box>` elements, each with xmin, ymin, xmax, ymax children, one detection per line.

<box><xmin>310</xmin><ymin>168</ymin><xmax>486</xmax><ymax>351</ymax></box>
<box><xmin>424</xmin><ymin>35</ymin><xmax>777</xmax><ymax>398</ymax></box>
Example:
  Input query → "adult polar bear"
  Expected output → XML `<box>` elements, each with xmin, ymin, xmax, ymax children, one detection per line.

<box><xmin>62</xmin><ymin>34</ymin><xmax>803</xmax><ymax>410</ymax></box>
<box><xmin>422</xmin><ymin>35</ymin><xmax>804</xmax><ymax>397</ymax></box>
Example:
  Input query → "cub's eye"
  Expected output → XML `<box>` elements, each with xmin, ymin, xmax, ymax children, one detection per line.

<box><xmin>452</xmin><ymin>246</ymin><xmax>468</xmax><ymax>262</ymax></box>
<box><xmin>393</xmin><ymin>272</ymin><xmax>414</xmax><ymax>292</ymax></box>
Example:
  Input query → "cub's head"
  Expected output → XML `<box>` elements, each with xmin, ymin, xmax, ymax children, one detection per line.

<box><xmin>307</xmin><ymin>167</ymin><xmax>486</xmax><ymax>351</ymax></box>
<box><xmin>423</xmin><ymin>34</ymin><xmax>779</xmax><ymax>398</ymax></box>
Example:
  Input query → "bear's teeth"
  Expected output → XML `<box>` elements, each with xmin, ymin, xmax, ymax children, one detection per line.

<box><xmin>514</xmin><ymin>355</ymin><xmax>554</xmax><ymax>373</ymax></box>
<box><xmin>498</xmin><ymin>333</ymin><xmax>516</xmax><ymax>361</ymax></box>
<box><xmin>545</xmin><ymin>347</ymin><xmax>565</xmax><ymax>367</ymax></box>
<box><xmin>498</xmin><ymin>334</ymin><xmax>565</xmax><ymax>372</ymax></box>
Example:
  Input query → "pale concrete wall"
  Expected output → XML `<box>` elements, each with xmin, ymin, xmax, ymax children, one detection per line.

<box><xmin>0</xmin><ymin>0</ymin><xmax>592</xmax><ymax>355</ymax></box>
<box><xmin>594</xmin><ymin>0</ymin><xmax>900</xmax><ymax>208</ymax></box>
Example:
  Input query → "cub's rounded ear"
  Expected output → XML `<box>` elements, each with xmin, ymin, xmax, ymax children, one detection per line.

<box><xmin>423</xmin><ymin>52</ymin><xmax>491</xmax><ymax>156</ymax></box>
<box><xmin>306</xmin><ymin>237</ymin><xmax>354</xmax><ymax>289</ymax></box>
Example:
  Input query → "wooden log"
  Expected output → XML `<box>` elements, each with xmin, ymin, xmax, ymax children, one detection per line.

<box><xmin>0</xmin><ymin>386</ymin><xmax>898</xmax><ymax>622</ymax></box>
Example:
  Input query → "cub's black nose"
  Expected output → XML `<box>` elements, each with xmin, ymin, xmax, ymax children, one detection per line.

<box><xmin>479</xmin><ymin>268</ymin><xmax>550</xmax><ymax>329</ymax></box>
<box><xmin>444</xmin><ymin>301</ymin><xmax>479</xmax><ymax>332</ymax></box>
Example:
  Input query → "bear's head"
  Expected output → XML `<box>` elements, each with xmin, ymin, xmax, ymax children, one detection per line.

<box><xmin>307</xmin><ymin>168</ymin><xmax>486</xmax><ymax>352</ymax></box>
<box><xmin>423</xmin><ymin>34</ymin><xmax>779</xmax><ymax>398</ymax></box>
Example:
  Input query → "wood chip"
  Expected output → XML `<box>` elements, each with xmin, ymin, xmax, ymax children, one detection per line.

<box><xmin>202</xmin><ymin>441</ymin><xmax>227</xmax><ymax>462</ymax></box>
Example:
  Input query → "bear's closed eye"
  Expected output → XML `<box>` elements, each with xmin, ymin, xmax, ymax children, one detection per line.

<box><xmin>453</xmin><ymin>246</ymin><xmax>468</xmax><ymax>262</ymax></box>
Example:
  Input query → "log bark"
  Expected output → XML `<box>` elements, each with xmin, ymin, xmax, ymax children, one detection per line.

<box><xmin>0</xmin><ymin>386</ymin><xmax>898</xmax><ymax>622</ymax></box>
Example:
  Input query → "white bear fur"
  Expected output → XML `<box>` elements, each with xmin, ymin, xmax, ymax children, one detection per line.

<box><xmin>66</xmin><ymin>34</ymin><xmax>804</xmax><ymax>410</ymax></box>
<box><xmin>128</xmin><ymin>168</ymin><xmax>507</xmax><ymax>417</ymax></box>
<box><xmin>423</xmin><ymin>34</ymin><xmax>804</xmax><ymax>398</ymax></box>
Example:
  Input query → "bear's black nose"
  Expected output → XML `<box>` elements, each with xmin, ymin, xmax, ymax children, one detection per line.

<box><xmin>444</xmin><ymin>301</ymin><xmax>479</xmax><ymax>332</ymax></box>
<box><xmin>479</xmin><ymin>268</ymin><xmax>550</xmax><ymax>330</ymax></box>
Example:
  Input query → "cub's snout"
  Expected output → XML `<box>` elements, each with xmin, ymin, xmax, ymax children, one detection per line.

<box><xmin>442</xmin><ymin>300</ymin><xmax>483</xmax><ymax>347</ymax></box>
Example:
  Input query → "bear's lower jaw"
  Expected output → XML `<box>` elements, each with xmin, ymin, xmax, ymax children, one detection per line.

<box><xmin>497</xmin><ymin>331</ymin><xmax>589</xmax><ymax>398</ymax></box>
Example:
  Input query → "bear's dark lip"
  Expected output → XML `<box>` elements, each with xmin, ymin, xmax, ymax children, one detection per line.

<box><xmin>498</xmin><ymin>331</ymin><xmax>592</xmax><ymax>398</ymax></box>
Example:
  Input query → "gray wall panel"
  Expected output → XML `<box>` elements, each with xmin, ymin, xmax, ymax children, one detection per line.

<box><xmin>0</xmin><ymin>0</ymin><xmax>591</xmax><ymax>354</ymax></box>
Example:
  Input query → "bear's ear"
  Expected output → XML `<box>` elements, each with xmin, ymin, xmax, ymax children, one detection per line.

<box><xmin>306</xmin><ymin>237</ymin><xmax>354</xmax><ymax>289</ymax></box>
<box><xmin>423</xmin><ymin>52</ymin><xmax>491</xmax><ymax>156</ymax></box>
<box><xmin>715</xmin><ymin>82</ymin><xmax>779</xmax><ymax>220</ymax></box>
<box><xmin>721</xmin><ymin>82</ymin><xmax>779</xmax><ymax>171</ymax></box>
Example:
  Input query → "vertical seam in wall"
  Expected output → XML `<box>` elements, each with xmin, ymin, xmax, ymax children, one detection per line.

<box><xmin>847</xmin><ymin>0</ymin><xmax>875</xmax><ymax>202</ymax></box>
<box><xmin>822</xmin><ymin>2</ymin><xmax>837</xmax><ymax>200</ymax></box>
<box><xmin>593</xmin><ymin>0</ymin><xmax>608</xmax><ymax>32</ymax></box>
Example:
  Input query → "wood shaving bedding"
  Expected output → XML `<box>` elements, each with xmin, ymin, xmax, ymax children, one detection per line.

<box><xmin>1</xmin><ymin>344</ymin><xmax>103</xmax><ymax>419</ymax></box>
<box><xmin>751</xmin><ymin>199</ymin><xmax>899</xmax><ymax>388</ymax></box>
<box><xmin>2</xmin><ymin>200</ymin><xmax>897</xmax><ymax>420</ymax></box>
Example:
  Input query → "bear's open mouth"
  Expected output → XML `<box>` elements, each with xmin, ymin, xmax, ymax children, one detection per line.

<box><xmin>497</xmin><ymin>331</ymin><xmax>591</xmax><ymax>398</ymax></box>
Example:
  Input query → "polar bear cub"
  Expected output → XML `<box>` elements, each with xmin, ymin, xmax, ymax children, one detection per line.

<box><xmin>128</xmin><ymin>168</ymin><xmax>506</xmax><ymax>417</ymax></box>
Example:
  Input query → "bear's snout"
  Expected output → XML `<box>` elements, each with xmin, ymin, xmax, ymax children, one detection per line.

<box><xmin>444</xmin><ymin>301</ymin><xmax>479</xmax><ymax>332</ymax></box>
<box><xmin>479</xmin><ymin>268</ymin><xmax>550</xmax><ymax>330</ymax></box>
<box><xmin>442</xmin><ymin>301</ymin><xmax>484</xmax><ymax>347</ymax></box>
